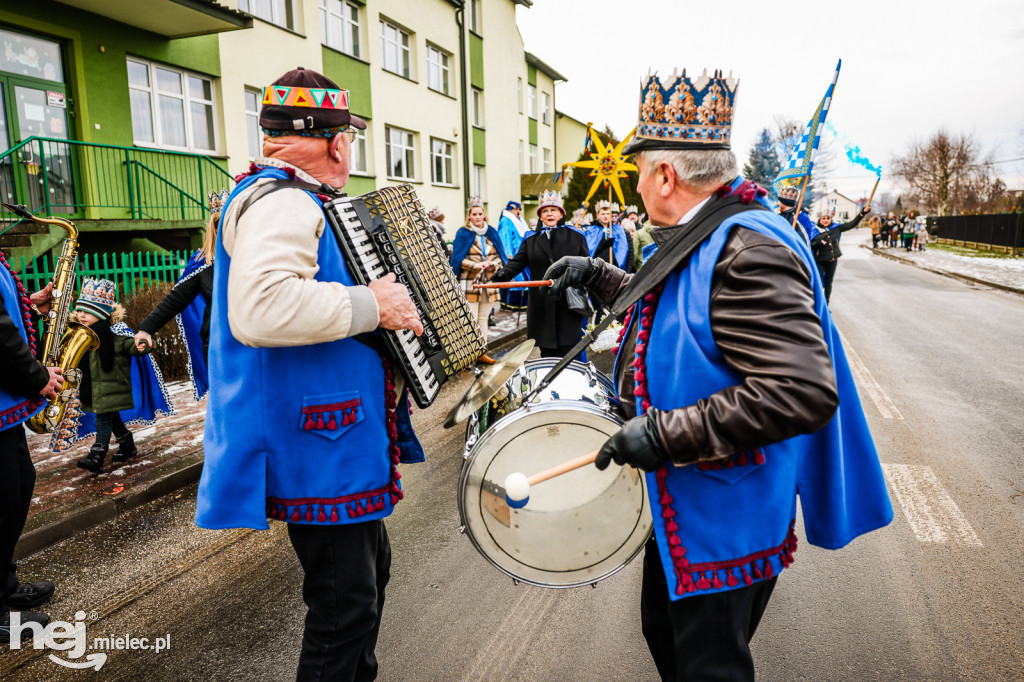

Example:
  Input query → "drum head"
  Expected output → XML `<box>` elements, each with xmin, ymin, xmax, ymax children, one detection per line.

<box><xmin>459</xmin><ymin>402</ymin><xmax>651</xmax><ymax>588</ymax></box>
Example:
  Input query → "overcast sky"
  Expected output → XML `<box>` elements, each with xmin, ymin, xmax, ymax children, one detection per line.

<box><xmin>516</xmin><ymin>0</ymin><xmax>1024</xmax><ymax>201</ymax></box>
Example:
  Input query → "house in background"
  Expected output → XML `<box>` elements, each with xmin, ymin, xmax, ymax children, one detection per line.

<box><xmin>811</xmin><ymin>188</ymin><xmax>860</xmax><ymax>222</ymax></box>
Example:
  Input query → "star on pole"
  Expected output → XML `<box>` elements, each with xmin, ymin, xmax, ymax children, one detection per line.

<box><xmin>561</xmin><ymin>124</ymin><xmax>638</xmax><ymax>207</ymax></box>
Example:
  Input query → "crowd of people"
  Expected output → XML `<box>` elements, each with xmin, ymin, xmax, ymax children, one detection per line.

<box><xmin>870</xmin><ymin>210</ymin><xmax>929</xmax><ymax>252</ymax></box>
<box><xmin>2</xmin><ymin>64</ymin><xmax>896</xmax><ymax>682</ymax></box>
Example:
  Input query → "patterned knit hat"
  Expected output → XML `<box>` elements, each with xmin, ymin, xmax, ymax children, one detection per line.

<box><xmin>537</xmin><ymin>190</ymin><xmax>565</xmax><ymax>217</ymax></box>
<box><xmin>260</xmin><ymin>67</ymin><xmax>366</xmax><ymax>137</ymax></box>
<box><xmin>75</xmin><ymin>278</ymin><xmax>117</xmax><ymax>320</ymax></box>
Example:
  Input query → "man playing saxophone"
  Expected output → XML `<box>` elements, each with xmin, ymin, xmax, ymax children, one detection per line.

<box><xmin>0</xmin><ymin>260</ymin><xmax>63</xmax><ymax>642</ymax></box>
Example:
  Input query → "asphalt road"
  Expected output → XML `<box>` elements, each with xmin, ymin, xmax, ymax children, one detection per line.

<box><xmin>4</xmin><ymin>230</ymin><xmax>1024</xmax><ymax>681</ymax></box>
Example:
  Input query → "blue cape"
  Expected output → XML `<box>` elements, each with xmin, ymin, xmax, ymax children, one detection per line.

<box><xmin>449</xmin><ymin>226</ymin><xmax>508</xmax><ymax>271</ymax></box>
<box><xmin>49</xmin><ymin>322</ymin><xmax>175</xmax><ymax>452</ymax></box>
<box><xmin>584</xmin><ymin>222</ymin><xmax>629</xmax><ymax>267</ymax></box>
<box><xmin>497</xmin><ymin>215</ymin><xmax>530</xmax><ymax>281</ymax></box>
<box><xmin>175</xmin><ymin>251</ymin><xmax>210</xmax><ymax>401</ymax></box>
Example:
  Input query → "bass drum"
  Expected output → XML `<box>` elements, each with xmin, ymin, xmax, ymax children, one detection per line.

<box><xmin>458</xmin><ymin>398</ymin><xmax>651</xmax><ymax>588</ymax></box>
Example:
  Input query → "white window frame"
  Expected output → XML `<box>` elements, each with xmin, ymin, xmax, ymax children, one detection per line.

<box><xmin>430</xmin><ymin>137</ymin><xmax>455</xmax><ymax>186</ymax></box>
<box><xmin>471</xmin><ymin>87</ymin><xmax>484</xmax><ymax>128</ymax></box>
<box><xmin>380</xmin><ymin>20</ymin><xmax>412</xmax><ymax>79</ymax></box>
<box><xmin>541</xmin><ymin>91</ymin><xmax>551</xmax><ymax>125</ymax></box>
<box><xmin>527</xmin><ymin>83</ymin><xmax>537</xmax><ymax>120</ymax></box>
<box><xmin>244</xmin><ymin>87</ymin><xmax>261</xmax><ymax>159</ymax></box>
<box><xmin>473</xmin><ymin>164</ymin><xmax>485</xmax><ymax>201</ymax></box>
<box><xmin>426</xmin><ymin>44</ymin><xmax>451</xmax><ymax>95</ymax></box>
<box><xmin>528</xmin><ymin>143</ymin><xmax>538</xmax><ymax>173</ymax></box>
<box><xmin>350</xmin><ymin>126</ymin><xmax>369</xmax><ymax>175</ymax></box>
<box><xmin>517</xmin><ymin>77</ymin><xmax>523</xmax><ymax>114</ymax></box>
<box><xmin>469</xmin><ymin>0</ymin><xmax>481</xmax><ymax>33</ymax></box>
<box><xmin>319</xmin><ymin>0</ymin><xmax>361</xmax><ymax>58</ymax></box>
<box><xmin>239</xmin><ymin>0</ymin><xmax>294</xmax><ymax>31</ymax></box>
<box><xmin>542</xmin><ymin>147</ymin><xmax>552</xmax><ymax>173</ymax></box>
<box><xmin>518</xmin><ymin>140</ymin><xmax>523</xmax><ymax>173</ymax></box>
<box><xmin>385</xmin><ymin>125</ymin><xmax>417</xmax><ymax>181</ymax></box>
<box><xmin>127</xmin><ymin>57</ymin><xmax>217</xmax><ymax>153</ymax></box>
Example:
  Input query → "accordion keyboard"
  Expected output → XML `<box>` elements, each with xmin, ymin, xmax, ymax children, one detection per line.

<box><xmin>326</xmin><ymin>186</ymin><xmax>484</xmax><ymax>408</ymax></box>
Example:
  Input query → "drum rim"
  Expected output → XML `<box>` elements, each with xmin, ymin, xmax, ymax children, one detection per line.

<box><xmin>458</xmin><ymin>400</ymin><xmax>652</xmax><ymax>589</ymax></box>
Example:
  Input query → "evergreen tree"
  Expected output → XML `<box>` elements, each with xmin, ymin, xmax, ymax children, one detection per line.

<box><xmin>563</xmin><ymin>126</ymin><xmax>645</xmax><ymax>222</ymax></box>
<box><xmin>742</xmin><ymin>128</ymin><xmax>781</xmax><ymax>198</ymax></box>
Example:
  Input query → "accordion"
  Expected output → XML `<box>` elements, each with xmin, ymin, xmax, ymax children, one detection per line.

<box><xmin>325</xmin><ymin>185</ymin><xmax>485</xmax><ymax>408</ymax></box>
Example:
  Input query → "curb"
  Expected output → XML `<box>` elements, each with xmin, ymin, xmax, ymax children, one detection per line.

<box><xmin>15</xmin><ymin>322</ymin><xmax>530</xmax><ymax>560</ymax></box>
<box><xmin>862</xmin><ymin>245</ymin><xmax>1024</xmax><ymax>297</ymax></box>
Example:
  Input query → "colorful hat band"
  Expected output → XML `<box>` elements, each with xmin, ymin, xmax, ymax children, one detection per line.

<box><xmin>262</xmin><ymin>85</ymin><xmax>350</xmax><ymax>111</ymax></box>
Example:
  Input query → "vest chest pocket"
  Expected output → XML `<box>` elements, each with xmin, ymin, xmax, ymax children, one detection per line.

<box><xmin>300</xmin><ymin>391</ymin><xmax>363</xmax><ymax>441</ymax></box>
<box><xmin>694</xmin><ymin>449</ymin><xmax>766</xmax><ymax>485</ymax></box>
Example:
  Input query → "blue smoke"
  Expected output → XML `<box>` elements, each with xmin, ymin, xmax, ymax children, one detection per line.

<box><xmin>824</xmin><ymin>122</ymin><xmax>882</xmax><ymax>177</ymax></box>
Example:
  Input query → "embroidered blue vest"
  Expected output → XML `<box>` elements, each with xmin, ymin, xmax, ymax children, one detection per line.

<box><xmin>0</xmin><ymin>255</ymin><xmax>45</xmax><ymax>430</ymax></box>
<box><xmin>196</xmin><ymin>168</ymin><xmax>407</xmax><ymax>530</ymax></box>
<box><xmin>619</xmin><ymin>184</ymin><xmax>892</xmax><ymax>600</ymax></box>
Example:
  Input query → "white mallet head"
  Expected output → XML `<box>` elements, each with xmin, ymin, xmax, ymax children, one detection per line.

<box><xmin>504</xmin><ymin>472</ymin><xmax>531</xmax><ymax>508</ymax></box>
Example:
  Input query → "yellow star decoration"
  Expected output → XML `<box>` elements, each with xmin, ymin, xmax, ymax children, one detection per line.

<box><xmin>562</xmin><ymin>124</ymin><xmax>638</xmax><ymax>207</ymax></box>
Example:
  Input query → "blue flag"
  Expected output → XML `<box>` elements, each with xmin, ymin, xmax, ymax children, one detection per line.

<box><xmin>773</xmin><ymin>60</ymin><xmax>841</xmax><ymax>196</ymax></box>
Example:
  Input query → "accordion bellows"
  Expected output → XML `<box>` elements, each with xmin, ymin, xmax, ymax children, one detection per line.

<box><xmin>325</xmin><ymin>185</ymin><xmax>485</xmax><ymax>408</ymax></box>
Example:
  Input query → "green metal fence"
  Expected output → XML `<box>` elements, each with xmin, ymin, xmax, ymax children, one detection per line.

<box><xmin>0</xmin><ymin>136</ymin><xmax>234</xmax><ymax>235</ymax></box>
<box><xmin>17</xmin><ymin>249</ymin><xmax>192</xmax><ymax>301</ymax></box>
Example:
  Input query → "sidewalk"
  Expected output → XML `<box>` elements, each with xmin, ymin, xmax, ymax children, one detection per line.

<box><xmin>15</xmin><ymin>309</ymin><xmax>527</xmax><ymax>560</ymax></box>
<box><xmin>863</xmin><ymin>238</ymin><xmax>1024</xmax><ymax>295</ymax></box>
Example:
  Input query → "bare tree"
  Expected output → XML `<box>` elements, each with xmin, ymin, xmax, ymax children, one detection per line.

<box><xmin>891</xmin><ymin>130</ymin><xmax>999</xmax><ymax>215</ymax></box>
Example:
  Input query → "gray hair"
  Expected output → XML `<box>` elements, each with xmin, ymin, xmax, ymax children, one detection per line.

<box><xmin>638</xmin><ymin>148</ymin><xmax>738</xmax><ymax>191</ymax></box>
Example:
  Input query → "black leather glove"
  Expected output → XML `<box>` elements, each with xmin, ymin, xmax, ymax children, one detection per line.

<box><xmin>595</xmin><ymin>410</ymin><xmax>668</xmax><ymax>473</ymax></box>
<box><xmin>543</xmin><ymin>256</ymin><xmax>599</xmax><ymax>300</ymax></box>
<box><xmin>491</xmin><ymin>268</ymin><xmax>512</xmax><ymax>283</ymax></box>
<box><xmin>595</xmin><ymin>236</ymin><xmax>615</xmax><ymax>253</ymax></box>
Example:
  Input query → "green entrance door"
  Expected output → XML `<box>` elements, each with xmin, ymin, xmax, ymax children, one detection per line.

<box><xmin>0</xmin><ymin>27</ymin><xmax>75</xmax><ymax>217</ymax></box>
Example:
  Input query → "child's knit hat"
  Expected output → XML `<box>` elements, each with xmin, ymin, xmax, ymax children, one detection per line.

<box><xmin>75</xmin><ymin>278</ymin><xmax>117</xmax><ymax>320</ymax></box>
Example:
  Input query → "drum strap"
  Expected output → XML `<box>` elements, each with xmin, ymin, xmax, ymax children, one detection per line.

<box><xmin>524</xmin><ymin>194</ymin><xmax>769</xmax><ymax>404</ymax></box>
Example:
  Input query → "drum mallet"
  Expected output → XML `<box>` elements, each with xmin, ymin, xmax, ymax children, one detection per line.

<box><xmin>504</xmin><ymin>450</ymin><xmax>599</xmax><ymax>508</ymax></box>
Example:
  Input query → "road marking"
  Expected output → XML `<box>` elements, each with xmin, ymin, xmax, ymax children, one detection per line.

<box><xmin>464</xmin><ymin>586</ymin><xmax>560</xmax><ymax>680</ymax></box>
<box><xmin>882</xmin><ymin>463</ymin><xmax>982</xmax><ymax>546</ymax></box>
<box><xmin>837</xmin><ymin>329</ymin><xmax>903</xmax><ymax>420</ymax></box>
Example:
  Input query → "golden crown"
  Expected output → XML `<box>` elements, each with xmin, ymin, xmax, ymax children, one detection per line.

<box><xmin>630</xmin><ymin>69</ymin><xmax>739</xmax><ymax>152</ymax></box>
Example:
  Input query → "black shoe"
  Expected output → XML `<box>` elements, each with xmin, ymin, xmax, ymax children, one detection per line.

<box><xmin>6</xmin><ymin>581</ymin><xmax>55</xmax><ymax>610</ymax></box>
<box><xmin>0</xmin><ymin>610</ymin><xmax>50</xmax><ymax>643</ymax></box>
<box><xmin>112</xmin><ymin>432</ymin><xmax>137</xmax><ymax>464</ymax></box>
<box><xmin>77</xmin><ymin>443</ymin><xmax>108</xmax><ymax>474</ymax></box>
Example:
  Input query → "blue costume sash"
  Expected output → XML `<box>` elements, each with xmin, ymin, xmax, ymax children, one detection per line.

<box><xmin>620</xmin><ymin>179</ymin><xmax>892</xmax><ymax>600</ymax></box>
<box><xmin>584</xmin><ymin>222</ymin><xmax>629</xmax><ymax>267</ymax></box>
<box><xmin>0</xmin><ymin>256</ymin><xmax>45</xmax><ymax>430</ymax></box>
<box><xmin>174</xmin><ymin>251</ymin><xmax>210</xmax><ymax>401</ymax></box>
<box><xmin>49</xmin><ymin>322</ymin><xmax>175</xmax><ymax>452</ymax></box>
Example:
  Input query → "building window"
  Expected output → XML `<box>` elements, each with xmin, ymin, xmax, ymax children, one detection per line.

<box><xmin>471</xmin><ymin>88</ymin><xmax>484</xmax><ymax>127</ymax></box>
<box><xmin>385</xmin><ymin>125</ymin><xmax>416</xmax><ymax>180</ymax></box>
<box><xmin>469</xmin><ymin>0</ymin><xmax>481</xmax><ymax>33</ymax></box>
<box><xmin>542</xmin><ymin>147</ymin><xmax>552</xmax><ymax>172</ymax></box>
<box><xmin>319</xmin><ymin>0</ymin><xmax>361</xmax><ymax>58</ymax></box>
<box><xmin>426</xmin><ymin>45</ymin><xmax>451</xmax><ymax>95</ymax></box>
<box><xmin>541</xmin><ymin>91</ymin><xmax>551</xmax><ymax>125</ymax></box>
<box><xmin>517</xmin><ymin>77</ymin><xmax>523</xmax><ymax>114</ymax></box>
<box><xmin>127</xmin><ymin>58</ymin><xmax>216</xmax><ymax>152</ymax></box>
<box><xmin>473</xmin><ymin>164</ymin><xmax>485</xmax><ymax>200</ymax></box>
<box><xmin>244</xmin><ymin>87</ymin><xmax>261</xmax><ymax>159</ymax></box>
<box><xmin>527</xmin><ymin>83</ymin><xmax>536</xmax><ymax>119</ymax></box>
<box><xmin>239</xmin><ymin>0</ymin><xmax>294</xmax><ymax>31</ymax></box>
<box><xmin>528</xmin><ymin>143</ymin><xmax>537</xmax><ymax>173</ymax></box>
<box><xmin>431</xmin><ymin>138</ymin><xmax>455</xmax><ymax>186</ymax></box>
<box><xmin>518</xmin><ymin>140</ymin><xmax>523</xmax><ymax>173</ymax></box>
<box><xmin>380</xmin><ymin>20</ymin><xmax>411</xmax><ymax>79</ymax></box>
<box><xmin>350</xmin><ymin>127</ymin><xmax>368</xmax><ymax>174</ymax></box>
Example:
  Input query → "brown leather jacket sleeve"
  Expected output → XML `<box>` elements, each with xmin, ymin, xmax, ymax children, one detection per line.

<box><xmin>586</xmin><ymin>259</ymin><xmax>632</xmax><ymax>305</ymax></box>
<box><xmin>651</xmin><ymin>227</ymin><xmax>839</xmax><ymax>465</ymax></box>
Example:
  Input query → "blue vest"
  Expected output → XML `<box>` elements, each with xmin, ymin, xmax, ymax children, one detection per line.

<box><xmin>620</xmin><ymin>184</ymin><xmax>892</xmax><ymax>600</ymax></box>
<box><xmin>0</xmin><ymin>256</ymin><xmax>45</xmax><ymax>430</ymax></box>
<box><xmin>196</xmin><ymin>168</ymin><xmax>413</xmax><ymax>530</ymax></box>
<box><xmin>584</xmin><ymin>221</ymin><xmax>629</xmax><ymax>267</ymax></box>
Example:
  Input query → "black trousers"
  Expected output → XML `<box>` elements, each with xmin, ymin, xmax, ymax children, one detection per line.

<box><xmin>287</xmin><ymin>520</ymin><xmax>391</xmax><ymax>682</ymax></box>
<box><xmin>818</xmin><ymin>260</ymin><xmax>838</xmax><ymax>304</ymax></box>
<box><xmin>93</xmin><ymin>412</ymin><xmax>129</xmax><ymax>448</ymax></box>
<box><xmin>0</xmin><ymin>426</ymin><xmax>35</xmax><ymax>613</ymax></box>
<box><xmin>640</xmin><ymin>539</ymin><xmax>777</xmax><ymax>682</ymax></box>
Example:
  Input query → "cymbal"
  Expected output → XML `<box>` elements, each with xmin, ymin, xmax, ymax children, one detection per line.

<box><xmin>443</xmin><ymin>340</ymin><xmax>535</xmax><ymax>428</ymax></box>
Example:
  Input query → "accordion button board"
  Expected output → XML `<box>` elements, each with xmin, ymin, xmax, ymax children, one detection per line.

<box><xmin>325</xmin><ymin>185</ymin><xmax>486</xmax><ymax>408</ymax></box>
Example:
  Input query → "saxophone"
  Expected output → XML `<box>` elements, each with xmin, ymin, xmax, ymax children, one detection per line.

<box><xmin>2</xmin><ymin>203</ymin><xmax>100</xmax><ymax>433</ymax></box>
